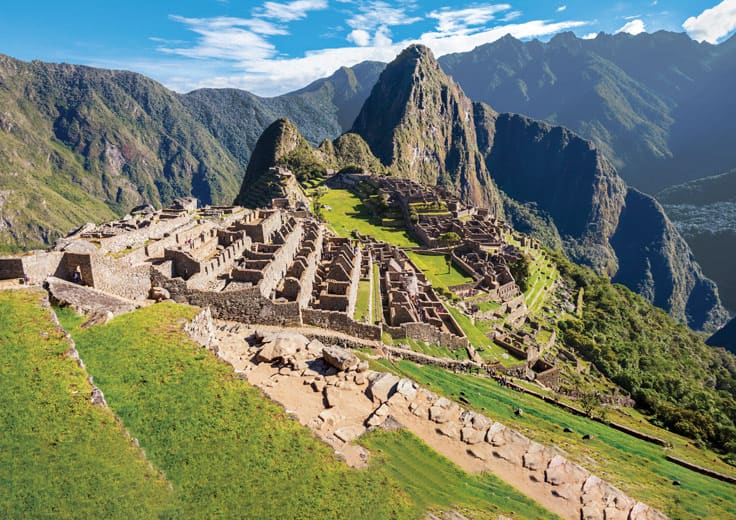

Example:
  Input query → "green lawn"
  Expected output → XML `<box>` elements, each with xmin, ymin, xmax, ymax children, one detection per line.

<box><xmin>405</xmin><ymin>251</ymin><xmax>473</xmax><ymax>292</ymax></box>
<box><xmin>397</xmin><ymin>337</ymin><xmax>470</xmax><ymax>360</ymax></box>
<box><xmin>354</xmin><ymin>279</ymin><xmax>372</xmax><ymax>323</ymax></box>
<box><xmin>372</xmin><ymin>262</ymin><xmax>383</xmax><ymax>324</ymax></box>
<box><xmin>523</xmin><ymin>253</ymin><xmax>558</xmax><ymax>314</ymax></box>
<box><xmin>321</xmin><ymin>188</ymin><xmax>419</xmax><ymax>247</ymax></box>
<box><xmin>377</xmin><ymin>360</ymin><xmax>736</xmax><ymax>520</ymax></box>
<box><xmin>0</xmin><ymin>290</ymin><xmax>175</xmax><ymax>518</ymax></box>
<box><xmin>361</xmin><ymin>430</ymin><xmax>559</xmax><ymax>520</ymax></box>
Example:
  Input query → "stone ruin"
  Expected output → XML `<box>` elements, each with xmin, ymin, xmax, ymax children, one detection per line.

<box><xmin>198</xmin><ymin>316</ymin><xmax>667</xmax><ymax>520</ymax></box>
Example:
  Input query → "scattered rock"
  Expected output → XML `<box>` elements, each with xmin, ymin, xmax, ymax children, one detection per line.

<box><xmin>354</xmin><ymin>372</ymin><xmax>366</xmax><ymax>386</ymax></box>
<box><xmin>324</xmin><ymin>386</ymin><xmax>340</xmax><ymax>408</ymax></box>
<box><xmin>318</xmin><ymin>409</ymin><xmax>343</xmax><ymax>427</ymax></box>
<box><xmin>514</xmin><ymin>408</ymin><xmax>524</xmax><ymax>416</ymax></box>
<box><xmin>460</xmin><ymin>427</ymin><xmax>485</xmax><ymax>445</ymax></box>
<box><xmin>311</xmin><ymin>380</ymin><xmax>326</xmax><ymax>393</ymax></box>
<box><xmin>356</xmin><ymin>360</ymin><xmax>369</xmax><ymax>372</ymax></box>
<box><xmin>429</xmin><ymin>406</ymin><xmax>450</xmax><ymax>424</ymax></box>
<box><xmin>306</xmin><ymin>339</ymin><xmax>325</xmax><ymax>354</ymax></box>
<box><xmin>334</xmin><ymin>426</ymin><xmax>364</xmax><ymax>443</ymax></box>
<box><xmin>523</xmin><ymin>442</ymin><xmax>555</xmax><ymax>472</ymax></box>
<box><xmin>582</xmin><ymin>433</ymin><xmax>595</xmax><ymax>440</ymax></box>
<box><xmin>437</xmin><ymin>421</ymin><xmax>459</xmax><ymax>439</ymax></box>
<box><xmin>468</xmin><ymin>444</ymin><xmax>492</xmax><ymax>461</ymax></box>
<box><xmin>378</xmin><ymin>415</ymin><xmax>404</xmax><ymax>431</ymax></box>
<box><xmin>545</xmin><ymin>455</ymin><xmax>590</xmax><ymax>486</ymax></box>
<box><xmin>563</xmin><ymin>427</ymin><xmax>573</xmax><ymax>433</ymax></box>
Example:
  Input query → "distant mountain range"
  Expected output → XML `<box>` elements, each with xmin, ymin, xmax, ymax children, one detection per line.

<box><xmin>237</xmin><ymin>45</ymin><xmax>728</xmax><ymax>332</ymax></box>
<box><xmin>0</xmin><ymin>54</ymin><xmax>381</xmax><ymax>251</ymax></box>
<box><xmin>439</xmin><ymin>30</ymin><xmax>736</xmax><ymax>194</ymax></box>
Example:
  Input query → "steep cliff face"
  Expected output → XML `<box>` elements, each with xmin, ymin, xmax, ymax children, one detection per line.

<box><xmin>233</xmin><ymin>118</ymin><xmax>311</xmax><ymax>208</ymax></box>
<box><xmin>439</xmin><ymin>31</ymin><xmax>736</xmax><ymax>193</ymax></box>
<box><xmin>477</xmin><ymin>106</ymin><xmax>627</xmax><ymax>275</ymax></box>
<box><xmin>473</xmin><ymin>105</ymin><xmax>726</xmax><ymax>331</ymax></box>
<box><xmin>611</xmin><ymin>189</ymin><xmax>729</xmax><ymax>331</ymax></box>
<box><xmin>233</xmin><ymin>118</ymin><xmax>383</xmax><ymax>208</ymax></box>
<box><xmin>351</xmin><ymin>45</ymin><xmax>501</xmax><ymax>212</ymax></box>
<box><xmin>708</xmin><ymin>317</ymin><xmax>736</xmax><ymax>354</ymax></box>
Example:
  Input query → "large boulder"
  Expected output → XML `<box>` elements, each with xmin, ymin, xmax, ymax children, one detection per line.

<box><xmin>322</xmin><ymin>345</ymin><xmax>359</xmax><ymax>371</ymax></box>
<box><xmin>149</xmin><ymin>286</ymin><xmax>170</xmax><ymax>302</ymax></box>
<box><xmin>367</xmin><ymin>372</ymin><xmax>400</xmax><ymax>403</ymax></box>
<box><xmin>257</xmin><ymin>332</ymin><xmax>309</xmax><ymax>362</ymax></box>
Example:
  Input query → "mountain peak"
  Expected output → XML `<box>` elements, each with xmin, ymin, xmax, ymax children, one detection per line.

<box><xmin>350</xmin><ymin>45</ymin><xmax>501</xmax><ymax>211</ymax></box>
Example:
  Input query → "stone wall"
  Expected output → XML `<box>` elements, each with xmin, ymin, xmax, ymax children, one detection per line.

<box><xmin>190</xmin><ymin>287</ymin><xmax>302</xmax><ymax>326</ymax></box>
<box><xmin>302</xmin><ymin>308</ymin><xmax>382</xmax><ymax>340</ymax></box>
<box><xmin>184</xmin><ymin>307</ymin><xmax>216</xmax><ymax>349</ymax></box>
<box><xmin>245</xmin><ymin>220</ymin><xmax>304</xmax><ymax>299</ymax></box>
<box><xmin>60</xmin><ymin>253</ymin><xmax>95</xmax><ymax>286</ymax></box>
<box><xmin>381</xmin><ymin>344</ymin><xmax>482</xmax><ymax>371</ymax></box>
<box><xmin>96</xmin><ymin>214</ymin><xmax>191</xmax><ymax>253</ymax></box>
<box><xmin>0</xmin><ymin>257</ymin><xmax>25</xmax><ymax>280</ymax></box>
<box><xmin>0</xmin><ymin>252</ymin><xmax>65</xmax><ymax>283</ymax></box>
<box><xmin>188</xmin><ymin>236</ymin><xmax>251</xmax><ymax>290</ymax></box>
<box><xmin>91</xmin><ymin>255</ymin><xmax>151</xmax><ymax>301</ymax></box>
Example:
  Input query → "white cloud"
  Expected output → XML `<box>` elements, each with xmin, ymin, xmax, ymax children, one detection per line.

<box><xmin>346</xmin><ymin>1</ymin><xmax>422</xmax><ymax>31</ymax></box>
<box><xmin>683</xmin><ymin>0</ymin><xmax>736</xmax><ymax>43</ymax></box>
<box><xmin>557</xmin><ymin>5</ymin><xmax>567</xmax><ymax>12</ymax></box>
<box><xmin>582</xmin><ymin>32</ymin><xmax>598</xmax><ymax>39</ymax></box>
<box><xmin>347</xmin><ymin>29</ymin><xmax>371</xmax><ymax>46</ymax></box>
<box><xmin>417</xmin><ymin>19</ymin><xmax>588</xmax><ymax>57</ymax></box>
<box><xmin>501</xmin><ymin>10</ymin><xmax>522</xmax><ymax>22</ymax></box>
<box><xmin>428</xmin><ymin>5</ymin><xmax>511</xmax><ymax>34</ymax></box>
<box><xmin>159</xmin><ymin>8</ymin><xmax>589</xmax><ymax>96</ymax></box>
<box><xmin>161</xmin><ymin>16</ymin><xmax>280</xmax><ymax>61</ymax></box>
<box><xmin>615</xmin><ymin>19</ymin><xmax>646</xmax><ymax>35</ymax></box>
<box><xmin>256</xmin><ymin>0</ymin><xmax>328</xmax><ymax>22</ymax></box>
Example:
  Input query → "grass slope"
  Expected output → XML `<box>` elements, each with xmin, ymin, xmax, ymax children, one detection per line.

<box><xmin>361</xmin><ymin>430</ymin><xmax>559</xmax><ymax>520</ymax></box>
<box><xmin>379</xmin><ymin>360</ymin><xmax>736</xmax><ymax>520</ymax></box>
<box><xmin>67</xmin><ymin>302</ymin><xmax>555</xmax><ymax>519</ymax></box>
<box><xmin>405</xmin><ymin>251</ymin><xmax>473</xmax><ymax>291</ymax></box>
<box><xmin>0</xmin><ymin>290</ymin><xmax>175</xmax><ymax>518</ymax></box>
<box><xmin>70</xmin><ymin>303</ymin><xmax>411</xmax><ymax>519</ymax></box>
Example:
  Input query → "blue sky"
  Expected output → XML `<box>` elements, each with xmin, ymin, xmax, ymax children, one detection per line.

<box><xmin>1</xmin><ymin>1</ymin><xmax>735</xmax><ymax>96</ymax></box>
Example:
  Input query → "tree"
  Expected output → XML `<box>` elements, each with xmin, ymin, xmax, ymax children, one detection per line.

<box><xmin>508</xmin><ymin>254</ymin><xmax>531</xmax><ymax>292</ymax></box>
<box><xmin>438</xmin><ymin>231</ymin><xmax>461</xmax><ymax>247</ymax></box>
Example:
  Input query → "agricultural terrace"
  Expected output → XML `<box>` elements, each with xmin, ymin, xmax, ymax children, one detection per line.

<box><xmin>0</xmin><ymin>290</ymin><xmax>175</xmax><ymax>518</ymax></box>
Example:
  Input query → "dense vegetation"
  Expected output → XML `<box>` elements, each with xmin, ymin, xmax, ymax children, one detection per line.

<box><xmin>0</xmin><ymin>290</ymin><xmax>175</xmax><ymax>517</ymax></box>
<box><xmin>548</xmin><ymin>249</ymin><xmax>736</xmax><ymax>460</ymax></box>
